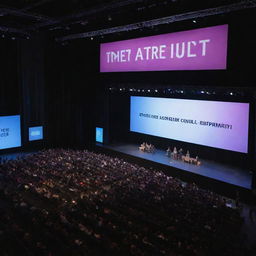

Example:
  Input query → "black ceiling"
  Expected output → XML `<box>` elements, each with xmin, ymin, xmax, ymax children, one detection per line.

<box><xmin>0</xmin><ymin>0</ymin><xmax>255</xmax><ymax>41</ymax></box>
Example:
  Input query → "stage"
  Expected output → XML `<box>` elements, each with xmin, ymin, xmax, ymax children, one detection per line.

<box><xmin>96</xmin><ymin>143</ymin><xmax>253</xmax><ymax>200</ymax></box>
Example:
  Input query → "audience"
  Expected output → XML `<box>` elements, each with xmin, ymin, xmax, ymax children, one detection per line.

<box><xmin>0</xmin><ymin>149</ymin><xmax>251</xmax><ymax>255</ymax></box>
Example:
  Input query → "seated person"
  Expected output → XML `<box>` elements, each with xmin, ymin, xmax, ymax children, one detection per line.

<box><xmin>195</xmin><ymin>156</ymin><xmax>201</xmax><ymax>165</ymax></box>
<box><xmin>166</xmin><ymin>147</ymin><xmax>171</xmax><ymax>157</ymax></box>
<box><xmin>149</xmin><ymin>144</ymin><xmax>155</xmax><ymax>153</ymax></box>
<box><xmin>171</xmin><ymin>147</ymin><xmax>178</xmax><ymax>160</ymax></box>
<box><xmin>139</xmin><ymin>142</ymin><xmax>146</xmax><ymax>152</ymax></box>
<box><xmin>178</xmin><ymin>148</ymin><xmax>183</xmax><ymax>160</ymax></box>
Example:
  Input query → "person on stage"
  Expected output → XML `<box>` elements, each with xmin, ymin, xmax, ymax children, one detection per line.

<box><xmin>173</xmin><ymin>147</ymin><xmax>178</xmax><ymax>160</ymax></box>
<box><xmin>166</xmin><ymin>147</ymin><xmax>171</xmax><ymax>157</ymax></box>
<box><xmin>139</xmin><ymin>142</ymin><xmax>146</xmax><ymax>152</ymax></box>
<box><xmin>178</xmin><ymin>148</ymin><xmax>183</xmax><ymax>160</ymax></box>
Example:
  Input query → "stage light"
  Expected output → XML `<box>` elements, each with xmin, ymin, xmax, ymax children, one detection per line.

<box><xmin>193</xmin><ymin>20</ymin><xmax>197</xmax><ymax>23</ymax></box>
<box><xmin>57</xmin><ymin>2</ymin><xmax>256</xmax><ymax>43</ymax></box>
<box><xmin>90</xmin><ymin>37</ymin><xmax>94</xmax><ymax>40</ymax></box>
<box><xmin>201</xmin><ymin>90</ymin><xmax>205</xmax><ymax>94</ymax></box>
<box><xmin>155</xmin><ymin>89</ymin><xmax>158</xmax><ymax>93</ymax></box>
<box><xmin>148</xmin><ymin>89</ymin><xmax>151</xmax><ymax>92</ymax></box>
<box><xmin>230</xmin><ymin>92</ymin><xmax>233</xmax><ymax>96</ymax></box>
<box><xmin>11</xmin><ymin>37</ymin><xmax>16</xmax><ymax>40</ymax></box>
<box><xmin>180</xmin><ymin>90</ymin><xmax>184</xmax><ymax>93</ymax></box>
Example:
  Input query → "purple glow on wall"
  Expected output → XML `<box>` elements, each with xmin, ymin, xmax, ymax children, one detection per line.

<box><xmin>100</xmin><ymin>24</ymin><xmax>228</xmax><ymax>72</ymax></box>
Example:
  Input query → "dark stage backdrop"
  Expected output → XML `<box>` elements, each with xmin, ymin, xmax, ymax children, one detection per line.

<box><xmin>18</xmin><ymin>35</ymin><xmax>46</xmax><ymax>149</ymax></box>
<box><xmin>0</xmin><ymin>40</ymin><xmax>19</xmax><ymax>116</ymax></box>
<box><xmin>45</xmin><ymin>40</ymin><xmax>98</xmax><ymax>149</ymax></box>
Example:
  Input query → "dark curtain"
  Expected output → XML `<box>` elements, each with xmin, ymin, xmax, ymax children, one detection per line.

<box><xmin>0</xmin><ymin>40</ymin><xmax>19</xmax><ymax>115</ymax></box>
<box><xmin>18</xmin><ymin>35</ymin><xmax>46</xmax><ymax>148</ymax></box>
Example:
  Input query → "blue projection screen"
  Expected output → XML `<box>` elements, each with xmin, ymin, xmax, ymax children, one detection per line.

<box><xmin>0</xmin><ymin>115</ymin><xmax>21</xmax><ymax>150</ymax></box>
<box><xmin>96</xmin><ymin>127</ymin><xmax>103</xmax><ymax>143</ymax></box>
<box><xmin>29</xmin><ymin>126</ymin><xmax>43</xmax><ymax>141</ymax></box>
<box><xmin>130</xmin><ymin>96</ymin><xmax>249</xmax><ymax>153</ymax></box>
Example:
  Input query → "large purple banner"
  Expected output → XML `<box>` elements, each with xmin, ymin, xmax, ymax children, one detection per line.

<box><xmin>100</xmin><ymin>24</ymin><xmax>228</xmax><ymax>72</ymax></box>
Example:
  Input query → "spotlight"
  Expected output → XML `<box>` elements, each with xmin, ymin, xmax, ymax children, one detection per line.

<box><xmin>230</xmin><ymin>92</ymin><xmax>233</xmax><ymax>96</ymax></box>
<box><xmin>193</xmin><ymin>20</ymin><xmax>197</xmax><ymax>23</ymax></box>
<box><xmin>90</xmin><ymin>37</ymin><xmax>94</xmax><ymax>40</ymax></box>
<box><xmin>155</xmin><ymin>89</ymin><xmax>158</xmax><ymax>93</ymax></box>
<box><xmin>201</xmin><ymin>90</ymin><xmax>205</xmax><ymax>94</ymax></box>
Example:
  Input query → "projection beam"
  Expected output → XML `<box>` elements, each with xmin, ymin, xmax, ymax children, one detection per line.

<box><xmin>0</xmin><ymin>25</ymin><xmax>31</xmax><ymax>37</ymax></box>
<box><xmin>56</xmin><ymin>1</ymin><xmax>256</xmax><ymax>42</ymax></box>
<box><xmin>0</xmin><ymin>0</ymin><xmax>56</xmax><ymax>22</ymax></box>
<box><xmin>0</xmin><ymin>7</ymin><xmax>51</xmax><ymax>21</ymax></box>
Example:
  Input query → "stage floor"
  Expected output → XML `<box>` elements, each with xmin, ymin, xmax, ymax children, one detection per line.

<box><xmin>98</xmin><ymin>143</ymin><xmax>252</xmax><ymax>190</ymax></box>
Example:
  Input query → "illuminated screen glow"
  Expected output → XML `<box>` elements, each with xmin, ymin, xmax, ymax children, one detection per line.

<box><xmin>0</xmin><ymin>115</ymin><xmax>21</xmax><ymax>150</ymax></box>
<box><xmin>100</xmin><ymin>24</ymin><xmax>228</xmax><ymax>72</ymax></box>
<box><xmin>130</xmin><ymin>96</ymin><xmax>249</xmax><ymax>153</ymax></box>
<box><xmin>29</xmin><ymin>126</ymin><xmax>43</xmax><ymax>141</ymax></box>
<box><xmin>96</xmin><ymin>127</ymin><xmax>103</xmax><ymax>143</ymax></box>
